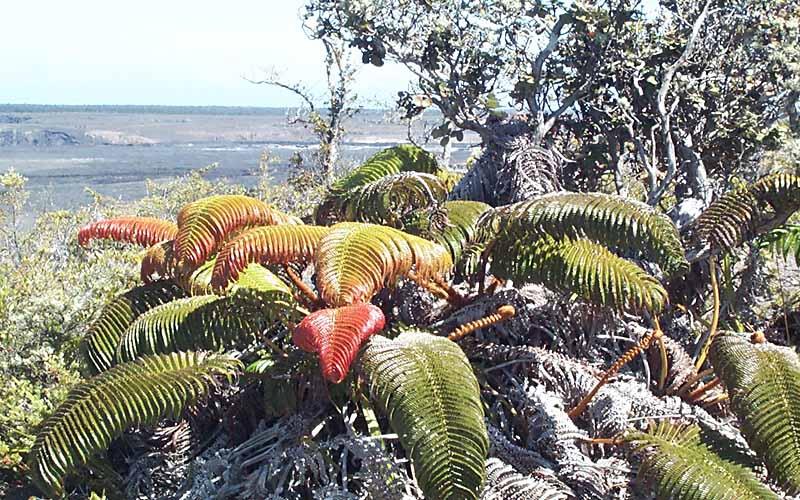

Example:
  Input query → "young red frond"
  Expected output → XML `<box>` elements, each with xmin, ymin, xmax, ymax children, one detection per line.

<box><xmin>78</xmin><ymin>217</ymin><xmax>178</xmax><ymax>248</ymax></box>
<box><xmin>211</xmin><ymin>225</ymin><xmax>330</xmax><ymax>291</ymax></box>
<box><xmin>174</xmin><ymin>195</ymin><xmax>298</xmax><ymax>271</ymax></box>
<box><xmin>292</xmin><ymin>303</ymin><xmax>386</xmax><ymax>383</ymax></box>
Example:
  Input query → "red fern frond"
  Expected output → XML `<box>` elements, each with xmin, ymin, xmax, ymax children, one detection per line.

<box><xmin>140</xmin><ymin>240</ymin><xmax>177</xmax><ymax>283</ymax></box>
<box><xmin>211</xmin><ymin>225</ymin><xmax>330</xmax><ymax>290</ymax></box>
<box><xmin>292</xmin><ymin>303</ymin><xmax>386</xmax><ymax>383</ymax></box>
<box><xmin>78</xmin><ymin>217</ymin><xmax>178</xmax><ymax>248</ymax></box>
<box><xmin>174</xmin><ymin>195</ymin><xmax>298</xmax><ymax>271</ymax></box>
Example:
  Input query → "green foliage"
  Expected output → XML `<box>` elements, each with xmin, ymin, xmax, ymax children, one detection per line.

<box><xmin>760</xmin><ymin>223</ymin><xmax>800</xmax><ymax>263</ymax></box>
<box><xmin>479</xmin><ymin>192</ymin><xmax>688</xmax><ymax>277</ymax></box>
<box><xmin>626</xmin><ymin>421</ymin><xmax>777</xmax><ymax>499</ymax></box>
<box><xmin>28</xmin><ymin>352</ymin><xmax>240</xmax><ymax>497</ymax></box>
<box><xmin>710</xmin><ymin>332</ymin><xmax>800</xmax><ymax>493</ymax></box>
<box><xmin>360</xmin><ymin>331</ymin><xmax>488</xmax><ymax>500</ymax></box>
<box><xmin>81</xmin><ymin>281</ymin><xmax>186</xmax><ymax>374</ymax></box>
<box><xmin>493</xmin><ymin>235</ymin><xmax>668</xmax><ymax>313</ymax></box>
<box><xmin>340</xmin><ymin>171</ymin><xmax>448</xmax><ymax>226</ymax></box>
<box><xmin>404</xmin><ymin>200</ymin><xmax>491</xmax><ymax>267</ymax></box>
<box><xmin>694</xmin><ymin>173</ymin><xmax>800</xmax><ymax>254</ymax></box>
<box><xmin>315</xmin><ymin>145</ymin><xmax>442</xmax><ymax>224</ymax></box>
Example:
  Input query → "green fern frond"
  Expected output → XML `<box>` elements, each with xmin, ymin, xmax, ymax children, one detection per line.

<box><xmin>404</xmin><ymin>200</ymin><xmax>491</xmax><ymax>266</ymax></box>
<box><xmin>117</xmin><ymin>273</ymin><xmax>295</xmax><ymax>362</ymax></box>
<box><xmin>360</xmin><ymin>331</ymin><xmax>488</xmax><ymax>500</ymax></box>
<box><xmin>626</xmin><ymin>421</ymin><xmax>777</xmax><ymax>499</ymax></box>
<box><xmin>28</xmin><ymin>352</ymin><xmax>240</xmax><ymax>497</ymax></box>
<box><xmin>81</xmin><ymin>281</ymin><xmax>186</xmax><ymax>374</ymax></box>
<box><xmin>478</xmin><ymin>192</ymin><xmax>688</xmax><ymax>276</ymax></box>
<box><xmin>492</xmin><ymin>235</ymin><xmax>668</xmax><ymax>313</ymax></box>
<box><xmin>695</xmin><ymin>173</ymin><xmax>800</xmax><ymax>254</ymax></box>
<box><xmin>760</xmin><ymin>223</ymin><xmax>800</xmax><ymax>264</ymax></box>
<box><xmin>341</xmin><ymin>172</ymin><xmax>448</xmax><ymax>225</ymax></box>
<box><xmin>710</xmin><ymin>332</ymin><xmax>800</xmax><ymax>493</ymax></box>
<box><xmin>315</xmin><ymin>145</ymin><xmax>441</xmax><ymax>224</ymax></box>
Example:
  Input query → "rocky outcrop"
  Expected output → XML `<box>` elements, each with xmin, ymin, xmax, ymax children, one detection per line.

<box><xmin>0</xmin><ymin>129</ymin><xmax>80</xmax><ymax>146</ymax></box>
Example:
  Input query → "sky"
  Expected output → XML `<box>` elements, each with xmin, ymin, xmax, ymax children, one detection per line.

<box><xmin>0</xmin><ymin>0</ymin><xmax>413</xmax><ymax>107</ymax></box>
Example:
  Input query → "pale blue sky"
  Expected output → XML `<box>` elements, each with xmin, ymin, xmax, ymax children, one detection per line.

<box><xmin>0</xmin><ymin>0</ymin><xmax>413</xmax><ymax>107</ymax></box>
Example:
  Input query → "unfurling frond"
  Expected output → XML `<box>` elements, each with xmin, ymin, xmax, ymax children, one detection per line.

<box><xmin>293</xmin><ymin>303</ymin><xmax>386</xmax><ymax>383</ymax></box>
<box><xmin>404</xmin><ymin>200</ymin><xmax>491</xmax><ymax>266</ymax></box>
<box><xmin>174</xmin><ymin>194</ymin><xmax>298</xmax><ymax>271</ymax></box>
<box><xmin>626</xmin><ymin>421</ymin><xmax>776</xmax><ymax>500</ymax></box>
<box><xmin>140</xmin><ymin>240</ymin><xmax>177</xmax><ymax>283</ymax></box>
<box><xmin>78</xmin><ymin>217</ymin><xmax>178</xmax><ymax>248</ymax></box>
<box><xmin>117</xmin><ymin>268</ymin><xmax>296</xmax><ymax>362</ymax></box>
<box><xmin>360</xmin><ymin>332</ymin><xmax>488</xmax><ymax>500</ymax></box>
<box><xmin>710</xmin><ymin>332</ymin><xmax>800</xmax><ymax>493</ymax></box>
<box><xmin>211</xmin><ymin>224</ymin><xmax>330</xmax><ymax>290</ymax></box>
<box><xmin>315</xmin><ymin>222</ymin><xmax>453</xmax><ymax>306</ymax></box>
<box><xmin>315</xmin><ymin>145</ymin><xmax>441</xmax><ymax>224</ymax></box>
<box><xmin>81</xmin><ymin>281</ymin><xmax>186</xmax><ymax>374</ymax></box>
<box><xmin>477</xmin><ymin>192</ymin><xmax>687</xmax><ymax>276</ymax></box>
<box><xmin>339</xmin><ymin>172</ymin><xmax>447</xmax><ymax>225</ymax></box>
<box><xmin>694</xmin><ymin>173</ymin><xmax>800</xmax><ymax>253</ymax></box>
<box><xmin>492</xmin><ymin>236</ymin><xmax>668</xmax><ymax>313</ymax></box>
<box><xmin>28</xmin><ymin>352</ymin><xmax>240</xmax><ymax>498</ymax></box>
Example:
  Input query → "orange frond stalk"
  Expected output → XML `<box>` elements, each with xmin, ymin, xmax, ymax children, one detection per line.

<box><xmin>656</xmin><ymin>335</ymin><xmax>669</xmax><ymax>393</ymax></box>
<box><xmin>695</xmin><ymin>256</ymin><xmax>720</xmax><ymax>369</ymax></box>
<box><xmin>448</xmin><ymin>305</ymin><xmax>516</xmax><ymax>342</ymax></box>
<box><xmin>674</xmin><ymin>367</ymin><xmax>716</xmax><ymax>397</ymax></box>
<box><xmin>283</xmin><ymin>265</ymin><xmax>321</xmax><ymax>307</ymax></box>
<box><xmin>485</xmin><ymin>276</ymin><xmax>505</xmax><ymax>295</ymax></box>
<box><xmin>407</xmin><ymin>271</ymin><xmax>451</xmax><ymax>301</ymax></box>
<box><xmin>431</xmin><ymin>274</ymin><xmax>468</xmax><ymax>306</ymax></box>
<box><xmin>686</xmin><ymin>377</ymin><xmax>722</xmax><ymax>402</ymax></box>
<box><xmin>569</xmin><ymin>326</ymin><xmax>663</xmax><ymax>419</ymax></box>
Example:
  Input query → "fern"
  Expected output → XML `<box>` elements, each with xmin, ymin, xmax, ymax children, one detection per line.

<box><xmin>316</xmin><ymin>222</ymin><xmax>453</xmax><ymax>306</ymax></box>
<box><xmin>339</xmin><ymin>172</ymin><xmax>448</xmax><ymax>225</ymax></box>
<box><xmin>315</xmin><ymin>145</ymin><xmax>441</xmax><ymax>224</ymax></box>
<box><xmin>140</xmin><ymin>240</ymin><xmax>177</xmax><ymax>283</ymax></box>
<box><xmin>117</xmin><ymin>268</ymin><xmax>296</xmax><ymax>362</ymax></box>
<box><xmin>78</xmin><ymin>217</ymin><xmax>178</xmax><ymax>248</ymax></box>
<box><xmin>293</xmin><ymin>303</ymin><xmax>386</xmax><ymax>383</ymax></box>
<box><xmin>360</xmin><ymin>331</ymin><xmax>488</xmax><ymax>500</ymax></box>
<box><xmin>482</xmin><ymin>458</ymin><xmax>569</xmax><ymax>500</ymax></box>
<box><xmin>81</xmin><ymin>281</ymin><xmax>186</xmax><ymax>374</ymax></box>
<box><xmin>174</xmin><ymin>194</ymin><xmax>297</xmax><ymax>272</ymax></box>
<box><xmin>493</xmin><ymin>235</ymin><xmax>668</xmax><ymax>313</ymax></box>
<box><xmin>760</xmin><ymin>223</ymin><xmax>800</xmax><ymax>264</ymax></box>
<box><xmin>404</xmin><ymin>200</ymin><xmax>491</xmax><ymax>266</ymax></box>
<box><xmin>478</xmin><ymin>192</ymin><xmax>688</xmax><ymax>276</ymax></box>
<box><xmin>709</xmin><ymin>332</ymin><xmax>800</xmax><ymax>493</ymax></box>
<box><xmin>211</xmin><ymin>224</ymin><xmax>330</xmax><ymax>290</ymax></box>
<box><xmin>694</xmin><ymin>173</ymin><xmax>800</xmax><ymax>253</ymax></box>
<box><xmin>28</xmin><ymin>352</ymin><xmax>240</xmax><ymax>497</ymax></box>
<box><xmin>626</xmin><ymin>421</ymin><xmax>777</xmax><ymax>499</ymax></box>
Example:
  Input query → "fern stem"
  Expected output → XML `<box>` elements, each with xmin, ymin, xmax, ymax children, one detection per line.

<box><xmin>283</xmin><ymin>264</ymin><xmax>321</xmax><ymax>307</ymax></box>
<box><xmin>431</xmin><ymin>273</ymin><xmax>468</xmax><ymax>306</ymax></box>
<box><xmin>569</xmin><ymin>325</ymin><xmax>663</xmax><ymax>419</ymax></box>
<box><xmin>448</xmin><ymin>305</ymin><xmax>516</xmax><ymax>342</ymax></box>
<box><xmin>657</xmin><ymin>335</ymin><xmax>669</xmax><ymax>393</ymax></box>
<box><xmin>695</xmin><ymin>256</ymin><xmax>720</xmax><ymax>369</ymax></box>
<box><xmin>674</xmin><ymin>368</ymin><xmax>715</xmax><ymax>397</ymax></box>
<box><xmin>407</xmin><ymin>271</ymin><xmax>451</xmax><ymax>301</ymax></box>
<box><xmin>686</xmin><ymin>377</ymin><xmax>721</xmax><ymax>402</ymax></box>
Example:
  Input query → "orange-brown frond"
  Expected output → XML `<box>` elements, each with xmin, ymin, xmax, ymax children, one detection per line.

<box><xmin>78</xmin><ymin>217</ymin><xmax>177</xmax><ymax>248</ymax></box>
<box><xmin>315</xmin><ymin>222</ymin><xmax>452</xmax><ymax>306</ymax></box>
<box><xmin>211</xmin><ymin>225</ymin><xmax>330</xmax><ymax>290</ymax></box>
<box><xmin>292</xmin><ymin>303</ymin><xmax>386</xmax><ymax>383</ymax></box>
<box><xmin>140</xmin><ymin>240</ymin><xmax>177</xmax><ymax>283</ymax></box>
<box><xmin>173</xmin><ymin>195</ymin><xmax>297</xmax><ymax>271</ymax></box>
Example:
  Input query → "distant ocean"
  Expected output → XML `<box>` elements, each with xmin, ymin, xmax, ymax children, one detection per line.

<box><xmin>0</xmin><ymin>105</ymin><xmax>475</xmax><ymax>216</ymax></box>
